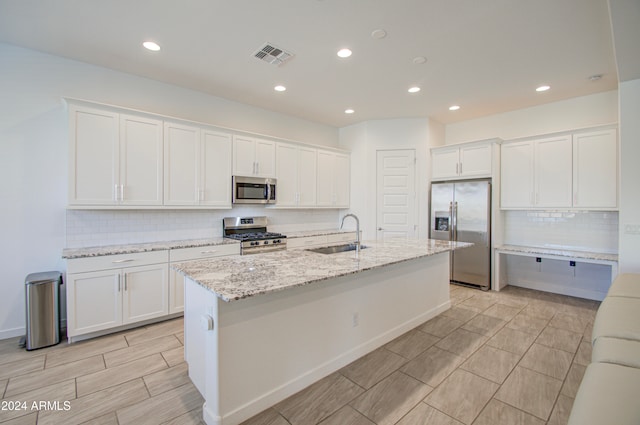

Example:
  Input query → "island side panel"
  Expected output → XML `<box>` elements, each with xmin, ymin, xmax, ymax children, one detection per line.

<box><xmin>209</xmin><ymin>251</ymin><xmax>450</xmax><ymax>425</ymax></box>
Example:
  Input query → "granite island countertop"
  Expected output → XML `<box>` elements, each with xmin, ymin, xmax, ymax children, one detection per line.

<box><xmin>62</xmin><ymin>237</ymin><xmax>239</xmax><ymax>259</ymax></box>
<box><xmin>173</xmin><ymin>238</ymin><xmax>472</xmax><ymax>302</ymax></box>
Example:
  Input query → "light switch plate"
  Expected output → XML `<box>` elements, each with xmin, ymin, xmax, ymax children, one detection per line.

<box><xmin>624</xmin><ymin>224</ymin><xmax>640</xmax><ymax>235</ymax></box>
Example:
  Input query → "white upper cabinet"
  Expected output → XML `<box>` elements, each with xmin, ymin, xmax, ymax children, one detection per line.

<box><xmin>69</xmin><ymin>105</ymin><xmax>163</xmax><ymax>207</ymax></box>
<box><xmin>500</xmin><ymin>128</ymin><xmax>617</xmax><ymax>210</ymax></box>
<box><xmin>431</xmin><ymin>142</ymin><xmax>492</xmax><ymax>180</ymax></box>
<box><xmin>317</xmin><ymin>151</ymin><xmax>350</xmax><ymax>208</ymax></box>
<box><xmin>233</xmin><ymin>136</ymin><xmax>276</xmax><ymax>178</ymax></box>
<box><xmin>164</xmin><ymin>122</ymin><xmax>199</xmax><ymax>206</ymax></box>
<box><xmin>573</xmin><ymin>129</ymin><xmax>618</xmax><ymax>209</ymax></box>
<box><xmin>200</xmin><ymin>129</ymin><xmax>232</xmax><ymax>207</ymax></box>
<box><xmin>275</xmin><ymin>143</ymin><xmax>317</xmax><ymax>207</ymax></box>
<box><xmin>164</xmin><ymin>122</ymin><xmax>232</xmax><ymax>207</ymax></box>
<box><xmin>500</xmin><ymin>141</ymin><xmax>535</xmax><ymax>208</ymax></box>
<box><xmin>69</xmin><ymin>105</ymin><xmax>119</xmax><ymax>205</ymax></box>
<box><xmin>501</xmin><ymin>136</ymin><xmax>572</xmax><ymax>208</ymax></box>
<box><xmin>534</xmin><ymin>135</ymin><xmax>573</xmax><ymax>208</ymax></box>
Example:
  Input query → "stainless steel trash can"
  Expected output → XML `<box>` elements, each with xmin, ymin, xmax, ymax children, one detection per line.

<box><xmin>25</xmin><ymin>271</ymin><xmax>62</xmax><ymax>350</ymax></box>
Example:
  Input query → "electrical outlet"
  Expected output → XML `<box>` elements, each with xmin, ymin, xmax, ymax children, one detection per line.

<box><xmin>624</xmin><ymin>224</ymin><xmax>640</xmax><ymax>235</ymax></box>
<box><xmin>352</xmin><ymin>312</ymin><xmax>359</xmax><ymax>327</ymax></box>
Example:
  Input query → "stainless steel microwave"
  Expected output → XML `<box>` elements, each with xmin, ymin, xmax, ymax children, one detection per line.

<box><xmin>232</xmin><ymin>176</ymin><xmax>277</xmax><ymax>204</ymax></box>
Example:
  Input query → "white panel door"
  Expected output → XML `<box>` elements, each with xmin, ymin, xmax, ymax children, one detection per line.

<box><xmin>275</xmin><ymin>143</ymin><xmax>299</xmax><ymax>206</ymax></box>
<box><xmin>68</xmin><ymin>106</ymin><xmax>119</xmax><ymax>205</ymax></box>
<box><xmin>122</xmin><ymin>264</ymin><xmax>168</xmax><ymax>324</ymax></box>
<box><xmin>119</xmin><ymin>114</ymin><xmax>163</xmax><ymax>205</ymax></box>
<box><xmin>501</xmin><ymin>141</ymin><xmax>534</xmax><ymax>208</ymax></box>
<box><xmin>573</xmin><ymin>129</ymin><xmax>617</xmax><ymax>209</ymax></box>
<box><xmin>201</xmin><ymin>130</ymin><xmax>232</xmax><ymax>207</ymax></box>
<box><xmin>164</xmin><ymin>122</ymin><xmax>199</xmax><ymax>206</ymax></box>
<box><xmin>376</xmin><ymin>150</ymin><xmax>416</xmax><ymax>240</ymax></box>
<box><xmin>67</xmin><ymin>270</ymin><xmax>121</xmax><ymax>337</ymax></box>
<box><xmin>535</xmin><ymin>136</ymin><xmax>572</xmax><ymax>208</ymax></box>
<box><xmin>298</xmin><ymin>147</ymin><xmax>318</xmax><ymax>206</ymax></box>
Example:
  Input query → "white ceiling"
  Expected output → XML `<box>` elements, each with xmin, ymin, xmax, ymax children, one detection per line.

<box><xmin>0</xmin><ymin>0</ymin><xmax>619</xmax><ymax>128</ymax></box>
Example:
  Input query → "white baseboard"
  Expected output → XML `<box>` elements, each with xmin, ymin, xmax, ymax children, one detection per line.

<box><xmin>0</xmin><ymin>326</ymin><xmax>25</xmax><ymax>341</ymax></box>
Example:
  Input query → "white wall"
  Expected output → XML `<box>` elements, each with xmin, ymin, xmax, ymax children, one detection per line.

<box><xmin>0</xmin><ymin>43</ymin><xmax>340</xmax><ymax>339</ymax></box>
<box><xmin>339</xmin><ymin>118</ymin><xmax>443</xmax><ymax>240</ymax></box>
<box><xmin>445</xmin><ymin>91</ymin><xmax>619</xmax><ymax>144</ymax></box>
<box><xmin>619</xmin><ymin>79</ymin><xmax>640</xmax><ymax>272</ymax></box>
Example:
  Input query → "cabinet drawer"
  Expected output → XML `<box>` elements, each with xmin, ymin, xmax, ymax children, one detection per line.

<box><xmin>327</xmin><ymin>232</ymin><xmax>357</xmax><ymax>243</ymax></box>
<box><xmin>68</xmin><ymin>250</ymin><xmax>169</xmax><ymax>274</ymax></box>
<box><xmin>169</xmin><ymin>244</ymin><xmax>240</xmax><ymax>262</ymax></box>
<box><xmin>287</xmin><ymin>235</ymin><xmax>328</xmax><ymax>249</ymax></box>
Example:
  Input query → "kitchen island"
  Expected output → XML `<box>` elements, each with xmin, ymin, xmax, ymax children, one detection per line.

<box><xmin>173</xmin><ymin>238</ymin><xmax>470</xmax><ymax>425</ymax></box>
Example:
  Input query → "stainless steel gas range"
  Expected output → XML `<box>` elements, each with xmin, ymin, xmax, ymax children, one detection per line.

<box><xmin>222</xmin><ymin>216</ymin><xmax>287</xmax><ymax>255</ymax></box>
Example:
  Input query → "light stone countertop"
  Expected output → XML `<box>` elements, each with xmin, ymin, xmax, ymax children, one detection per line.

<box><xmin>173</xmin><ymin>238</ymin><xmax>472</xmax><ymax>302</ymax></box>
<box><xmin>496</xmin><ymin>244</ymin><xmax>618</xmax><ymax>262</ymax></box>
<box><xmin>62</xmin><ymin>237</ymin><xmax>239</xmax><ymax>259</ymax></box>
<box><xmin>284</xmin><ymin>229</ymin><xmax>356</xmax><ymax>238</ymax></box>
<box><xmin>61</xmin><ymin>229</ymin><xmax>353</xmax><ymax>259</ymax></box>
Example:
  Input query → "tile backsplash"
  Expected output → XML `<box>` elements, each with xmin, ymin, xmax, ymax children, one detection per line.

<box><xmin>503</xmin><ymin>210</ymin><xmax>618</xmax><ymax>254</ymax></box>
<box><xmin>65</xmin><ymin>208</ymin><xmax>342</xmax><ymax>248</ymax></box>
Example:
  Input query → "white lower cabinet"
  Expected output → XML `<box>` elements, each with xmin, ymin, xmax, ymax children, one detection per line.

<box><xmin>168</xmin><ymin>244</ymin><xmax>240</xmax><ymax>314</ymax></box>
<box><xmin>66</xmin><ymin>251</ymin><xmax>169</xmax><ymax>340</ymax></box>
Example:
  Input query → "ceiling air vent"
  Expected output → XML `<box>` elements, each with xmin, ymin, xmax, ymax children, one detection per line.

<box><xmin>253</xmin><ymin>43</ymin><xmax>294</xmax><ymax>66</ymax></box>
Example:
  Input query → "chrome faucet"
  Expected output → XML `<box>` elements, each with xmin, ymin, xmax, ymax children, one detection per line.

<box><xmin>340</xmin><ymin>213</ymin><xmax>360</xmax><ymax>255</ymax></box>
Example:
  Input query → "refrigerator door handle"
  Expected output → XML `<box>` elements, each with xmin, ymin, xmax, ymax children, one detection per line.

<box><xmin>448</xmin><ymin>202</ymin><xmax>454</xmax><ymax>241</ymax></box>
<box><xmin>453</xmin><ymin>201</ymin><xmax>458</xmax><ymax>241</ymax></box>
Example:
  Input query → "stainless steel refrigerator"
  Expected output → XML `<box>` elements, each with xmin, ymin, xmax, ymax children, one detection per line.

<box><xmin>430</xmin><ymin>179</ymin><xmax>491</xmax><ymax>290</ymax></box>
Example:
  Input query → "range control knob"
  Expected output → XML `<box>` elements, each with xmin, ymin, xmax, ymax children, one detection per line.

<box><xmin>264</xmin><ymin>240</ymin><xmax>270</xmax><ymax>245</ymax></box>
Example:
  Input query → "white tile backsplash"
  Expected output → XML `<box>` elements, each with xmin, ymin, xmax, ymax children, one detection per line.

<box><xmin>503</xmin><ymin>210</ymin><xmax>618</xmax><ymax>254</ymax></box>
<box><xmin>65</xmin><ymin>208</ymin><xmax>342</xmax><ymax>248</ymax></box>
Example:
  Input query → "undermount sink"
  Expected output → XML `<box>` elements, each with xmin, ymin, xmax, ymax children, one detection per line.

<box><xmin>307</xmin><ymin>243</ymin><xmax>368</xmax><ymax>255</ymax></box>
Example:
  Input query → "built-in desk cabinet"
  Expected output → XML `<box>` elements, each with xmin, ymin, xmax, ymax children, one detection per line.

<box><xmin>68</xmin><ymin>105</ymin><xmax>163</xmax><ymax>207</ymax></box>
<box><xmin>500</xmin><ymin>128</ymin><xmax>618</xmax><ymax>210</ymax></box>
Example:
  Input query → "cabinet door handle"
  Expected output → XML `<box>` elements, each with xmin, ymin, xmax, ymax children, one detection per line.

<box><xmin>456</xmin><ymin>163</ymin><xmax>459</xmax><ymax>175</ymax></box>
<box><xmin>124</xmin><ymin>274</ymin><xmax>127</xmax><ymax>291</ymax></box>
<box><xmin>256</xmin><ymin>162</ymin><xmax>260</xmax><ymax>175</ymax></box>
<box><xmin>459</xmin><ymin>162</ymin><xmax>463</xmax><ymax>174</ymax></box>
<box><xmin>112</xmin><ymin>259</ymin><xmax>135</xmax><ymax>264</ymax></box>
<box><xmin>200</xmin><ymin>250</ymin><xmax>218</xmax><ymax>254</ymax></box>
<box><xmin>120</xmin><ymin>184</ymin><xmax>124</xmax><ymax>202</ymax></box>
<box><xmin>117</xmin><ymin>275</ymin><xmax>121</xmax><ymax>292</ymax></box>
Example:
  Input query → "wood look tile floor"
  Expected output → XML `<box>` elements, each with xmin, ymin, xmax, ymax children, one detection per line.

<box><xmin>0</xmin><ymin>285</ymin><xmax>598</xmax><ymax>425</ymax></box>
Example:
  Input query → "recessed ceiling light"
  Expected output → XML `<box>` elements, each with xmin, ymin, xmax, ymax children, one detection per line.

<box><xmin>371</xmin><ymin>29</ymin><xmax>387</xmax><ymax>39</ymax></box>
<box><xmin>413</xmin><ymin>56</ymin><xmax>427</xmax><ymax>64</ymax></box>
<box><xmin>449</xmin><ymin>105</ymin><xmax>460</xmax><ymax>111</ymax></box>
<box><xmin>142</xmin><ymin>41</ymin><xmax>161</xmax><ymax>51</ymax></box>
<box><xmin>408</xmin><ymin>87</ymin><xmax>421</xmax><ymax>93</ymax></box>
<box><xmin>536</xmin><ymin>85</ymin><xmax>551</xmax><ymax>92</ymax></box>
<box><xmin>337</xmin><ymin>48</ymin><xmax>352</xmax><ymax>58</ymax></box>
<box><xmin>274</xmin><ymin>85</ymin><xmax>286</xmax><ymax>92</ymax></box>
<box><xmin>344</xmin><ymin>109</ymin><xmax>355</xmax><ymax>114</ymax></box>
